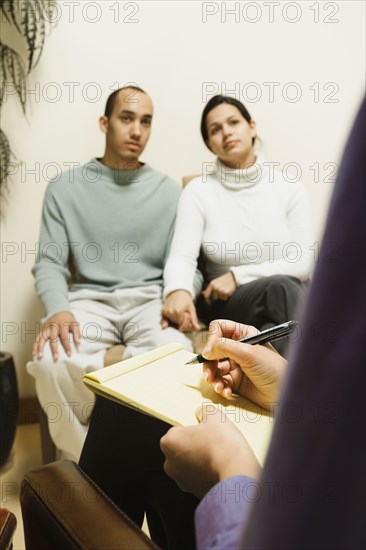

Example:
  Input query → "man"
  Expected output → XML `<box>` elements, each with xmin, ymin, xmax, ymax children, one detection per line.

<box><xmin>27</xmin><ymin>86</ymin><xmax>195</xmax><ymax>461</ymax></box>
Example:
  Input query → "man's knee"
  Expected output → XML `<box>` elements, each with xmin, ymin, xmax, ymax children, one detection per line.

<box><xmin>27</xmin><ymin>351</ymin><xmax>61</xmax><ymax>381</ymax></box>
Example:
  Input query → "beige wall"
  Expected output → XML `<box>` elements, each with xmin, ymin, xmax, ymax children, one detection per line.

<box><xmin>1</xmin><ymin>1</ymin><xmax>365</xmax><ymax>397</ymax></box>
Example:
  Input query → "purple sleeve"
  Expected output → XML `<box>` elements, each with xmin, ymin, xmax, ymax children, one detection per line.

<box><xmin>195</xmin><ymin>476</ymin><xmax>256</xmax><ymax>550</ymax></box>
<box><xmin>239</xmin><ymin>98</ymin><xmax>366</xmax><ymax>550</ymax></box>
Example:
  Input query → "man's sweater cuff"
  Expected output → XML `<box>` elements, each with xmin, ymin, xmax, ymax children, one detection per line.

<box><xmin>40</xmin><ymin>290</ymin><xmax>71</xmax><ymax>321</ymax></box>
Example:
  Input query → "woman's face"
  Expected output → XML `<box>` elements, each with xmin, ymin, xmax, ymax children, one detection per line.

<box><xmin>205</xmin><ymin>103</ymin><xmax>256</xmax><ymax>168</ymax></box>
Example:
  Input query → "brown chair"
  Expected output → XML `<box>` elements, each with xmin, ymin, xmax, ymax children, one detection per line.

<box><xmin>0</xmin><ymin>508</ymin><xmax>17</xmax><ymax>550</ymax></box>
<box><xmin>20</xmin><ymin>460</ymin><xmax>158</xmax><ymax>550</ymax></box>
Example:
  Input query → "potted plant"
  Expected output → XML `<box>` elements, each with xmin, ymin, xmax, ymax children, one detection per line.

<box><xmin>0</xmin><ymin>0</ymin><xmax>56</xmax><ymax>466</ymax></box>
<box><xmin>0</xmin><ymin>352</ymin><xmax>19</xmax><ymax>467</ymax></box>
<box><xmin>0</xmin><ymin>0</ymin><xmax>57</xmax><ymax>205</ymax></box>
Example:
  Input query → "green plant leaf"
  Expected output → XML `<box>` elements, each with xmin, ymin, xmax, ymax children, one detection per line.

<box><xmin>0</xmin><ymin>42</ymin><xmax>27</xmax><ymax>114</ymax></box>
<box><xmin>0</xmin><ymin>0</ymin><xmax>56</xmax><ymax>210</ymax></box>
<box><xmin>1</xmin><ymin>0</ymin><xmax>57</xmax><ymax>71</ymax></box>
<box><xmin>0</xmin><ymin>0</ymin><xmax>21</xmax><ymax>32</ymax></box>
<box><xmin>0</xmin><ymin>128</ymin><xmax>11</xmax><ymax>189</ymax></box>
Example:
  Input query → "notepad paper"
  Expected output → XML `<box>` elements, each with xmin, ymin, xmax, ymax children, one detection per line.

<box><xmin>83</xmin><ymin>343</ymin><xmax>274</xmax><ymax>464</ymax></box>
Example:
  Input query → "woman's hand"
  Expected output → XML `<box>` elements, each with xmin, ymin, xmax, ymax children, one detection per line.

<box><xmin>201</xmin><ymin>272</ymin><xmax>237</xmax><ymax>304</ymax></box>
<box><xmin>160</xmin><ymin>404</ymin><xmax>260</xmax><ymax>498</ymax></box>
<box><xmin>202</xmin><ymin>320</ymin><xmax>287</xmax><ymax>410</ymax></box>
<box><xmin>162</xmin><ymin>290</ymin><xmax>200</xmax><ymax>332</ymax></box>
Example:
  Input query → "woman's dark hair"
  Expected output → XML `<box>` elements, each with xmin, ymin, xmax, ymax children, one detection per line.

<box><xmin>200</xmin><ymin>95</ymin><xmax>254</xmax><ymax>144</ymax></box>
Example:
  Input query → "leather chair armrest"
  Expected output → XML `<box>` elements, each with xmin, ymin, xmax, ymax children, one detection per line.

<box><xmin>20</xmin><ymin>460</ymin><xmax>158</xmax><ymax>550</ymax></box>
<box><xmin>0</xmin><ymin>508</ymin><xmax>17</xmax><ymax>550</ymax></box>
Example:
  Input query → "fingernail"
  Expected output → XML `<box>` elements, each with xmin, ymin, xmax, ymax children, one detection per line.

<box><xmin>203</xmin><ymin>371</ymin><xmax>208</xmax><ymax>381</ymax></box>
<box><xmin>214</xmin><ymin>382</ymin><xmax>220</xmax><ymax>392</ymax></box>
<box><xmin>67</xmin><ymin>350</ymin><xmax>71</xmax><ymax>357</ymax></box>
<box><xmin>202</xmin><ymin>347</ymin><xmax>211</xmax><ymax>359</ymax></box>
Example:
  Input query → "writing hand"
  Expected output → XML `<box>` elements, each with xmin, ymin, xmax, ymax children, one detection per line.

<box><xmin>162</xmin><ymin>290</ymin><xmax>200</xmax><ymax>332</ymax></box>
<box><xmin>201</xmin><ymin>272</ymin><xmax>237</xmax><ymax>305</ymax></box>
<box><xmin>160</xmin><ymin>404</ymin><xmax>260</xmax><ymax>498</ymax></box>
<box><xmin>32</xmin><ymin>311</ymin><xmax>80</xmax><ymax>362</ymax></box>
<box><xmin>202</xmin><ymin>320</ymin><xmax>287</xmax><ymax>410</ymax></box>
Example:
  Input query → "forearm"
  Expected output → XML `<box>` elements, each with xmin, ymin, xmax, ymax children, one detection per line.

<box><xmin>163</xmin><ymin>187</ymin><xmax>204</xmax><ymax>298</ymax></box>
<box><xmin>231</xmin><ymin>251</ymin><xmax>312</xmax><ymax>286</ymax></box>
<box><xmin>163</xmin><ymin>260</ymin><xmax>198</xmax><ymax>298</ymax></box>
<box><xmin>33</xmin><ymin>186</ymin><xmax>71</xmax><ymax>316</ymax></box>
<box><xmin>33</xmin><ymin>266</ymin><xmax>71</xmax><ymax>318</ymax></box>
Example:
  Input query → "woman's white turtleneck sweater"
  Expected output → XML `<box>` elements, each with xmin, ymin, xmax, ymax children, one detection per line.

<box><xmin>163</xmin><ymin>154</ymin><xmax>313</xmax><ymax>298</ymax></box>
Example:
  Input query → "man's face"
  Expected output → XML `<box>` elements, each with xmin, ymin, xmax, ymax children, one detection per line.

<box><xmin>100</xmin><ymin>89</ymin><xmax>153</xmax><ymax>167</ymax></box>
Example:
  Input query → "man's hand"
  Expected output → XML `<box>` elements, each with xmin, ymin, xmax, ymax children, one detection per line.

<box><xmin>202</xmin><ymin>320</ymin><xmax>287</xmax><ymax>410</ymax></box>
<box><xmin>32</xmin><ymin>311</ymin><xmax>80</xmax><ymax>361</ymax></box>
<box><xmin>162</xmin><ymin>290</ymin><xmax>200</xmax><ymax>332</ymax></box>
<box><xmin>201</xmin><ymin>272</ymin><xmax>237</xmax><ymax>305</ymax></box>
<box><xmin>160</xmin><ymin>404</ymin><xmax>260</xmax><ymax>498</ymax></box>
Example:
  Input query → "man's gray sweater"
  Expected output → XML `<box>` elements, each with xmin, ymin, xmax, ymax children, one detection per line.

<box><xmin>33</xmin><ymin>159</ymin><xmax>181</xmax><ymax>317</ymax></box>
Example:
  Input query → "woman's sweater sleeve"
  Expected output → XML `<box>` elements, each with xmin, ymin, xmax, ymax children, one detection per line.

<box><xmin>163</xmin><ymin>183</ymin><xmax>205</xmax><ymax>298</ymax></box>
<box><xmin>231</xmin><ymin>182</ymin><xmax>314</xmax><ymax>285</ymax></box>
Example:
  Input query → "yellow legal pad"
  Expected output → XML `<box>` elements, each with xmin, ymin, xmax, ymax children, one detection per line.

<box><xmin>83</xmin><ymin>343</ymin><xmax>274</xmax><ymax>465</ymax></box>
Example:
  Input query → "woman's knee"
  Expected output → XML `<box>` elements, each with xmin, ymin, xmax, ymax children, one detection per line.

<box><xmin>266</xmin><ymin>275</ymin><xmax>302</xmax><ymax>294</ymax></box>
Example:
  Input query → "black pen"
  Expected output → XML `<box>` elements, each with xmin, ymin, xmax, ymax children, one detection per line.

<box><xmin>185</xmin><ymin>320</ymin><xmax>298</xmax><ymax>365</ymax></box>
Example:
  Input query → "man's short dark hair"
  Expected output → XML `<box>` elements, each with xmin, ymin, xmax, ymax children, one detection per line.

<box><xmin>104</xmin><ymin>86</ymin><xmax>147</xmax><ymax>117</ymax></box>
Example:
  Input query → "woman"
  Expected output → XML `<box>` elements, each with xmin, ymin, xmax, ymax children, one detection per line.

<box><xmin>163</xmin><ymin>95</ymin><xmax>313</xmax><ymax>355</ymax></box>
